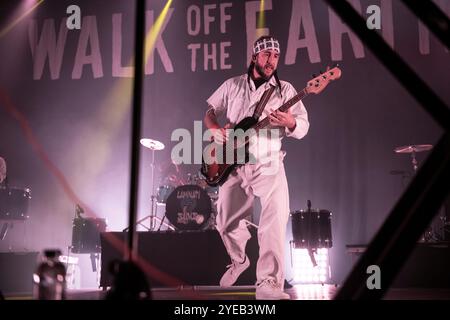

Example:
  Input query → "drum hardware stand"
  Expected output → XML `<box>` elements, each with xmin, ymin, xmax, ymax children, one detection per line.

<box><xmin>90</xmin><ymin>253</ymin><xmax>102</xmax><ymax>288</ymax></box>
<box><xmin>156</xmin><ymin>213</ymin><xmax>169</xmax><ymax>231</ymax></box>
<box><xmin>0</xmin><ymin>222</ymin><xmax>12</xmax><ymax>240</ymax></box>
<box><xmin>124</xmin><ymin>138</ymin><xmax>175</xmax><ymax>232</ymax></box>
<box><xmin>394</xmin><ymin>144</ymin><xmax>445</xmax><ymax>243</ymax></box>
<box><xmin>145</xmin><ymin>146</ymin><xmax>175</xmax><ymax>231</ymax></box>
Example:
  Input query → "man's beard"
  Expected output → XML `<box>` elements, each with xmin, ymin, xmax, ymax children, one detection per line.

<box><xmin>254</xmin><ymin>62</ymin><xmax>275</xmax><ymax>81</ymax></box>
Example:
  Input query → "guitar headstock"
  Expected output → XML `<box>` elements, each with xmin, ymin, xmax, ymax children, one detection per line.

<box><xmin>306</xmin><ymin>66</ymin><xmax>342</xmax><ymax>94</ymax></box>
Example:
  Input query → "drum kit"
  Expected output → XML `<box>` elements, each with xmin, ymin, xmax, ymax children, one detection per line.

<box><xmin>136</xmin><ymin>137</ymin><xmax>218</xmax><ymax>232</ymax></box>
<box><xmin>393</xmin><ymin>143</ymin><xmax>450</xmax><ymax>241</ymax></box>
<box><xmin>130</xmin><ymin>139</ymin><xmax>448</xmax><ymax>244</ymax></box>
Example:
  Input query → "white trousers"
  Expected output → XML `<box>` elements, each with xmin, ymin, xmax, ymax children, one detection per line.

<box><xmin>215</xmin><ymin>158</ymin><xmax>290</xmax><ymax>286</ymax></box>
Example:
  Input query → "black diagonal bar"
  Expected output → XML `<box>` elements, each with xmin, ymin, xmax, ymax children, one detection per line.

<box><xmin>402</xmin><ymin>0</ymin><xmax>450</xmax><ymax>50</ymax></box>
<box><xmin>127</xmin><ymin>0</ymin><xmax>146</xmax><ymax>261</ymax></box>
<box><xmin>324</xmin><ymin>1</ymin><xmax>449</xmax><ymax>130</ymax></box>
<box><xmin>322</xmin><ymin>0</ymin><xmax>450</xmax><ymax>299</ymax></box>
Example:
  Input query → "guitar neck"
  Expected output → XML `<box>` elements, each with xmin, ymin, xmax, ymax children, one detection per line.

<box><xmin>253</xmin><ymin>88</ymin><xmax>309</xmax><ymax>131</ymax></box>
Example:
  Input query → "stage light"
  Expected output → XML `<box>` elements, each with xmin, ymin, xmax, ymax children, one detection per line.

<box><xmin>291</xmin><ymin>248</ymin><xmax>331</xmax><ymax>284</ymax></box>
<box><xmin>0</xmin><ymin>0</ymin><xmax>44</xmax><ymax>39</ymax></box>
<box><xmin>256</xmin><ymin>0</ymin><xmax>265</xmax><ymax>38</ymax></box>
<box><xmin>145</xmin><ymin>0</ymin><xmax>173</xmax><ymax>63</ymax></box>
<box><xmin>292</xmin><ymin>283</ymin><xmax>331</xmax><ymax>300</ymax></box>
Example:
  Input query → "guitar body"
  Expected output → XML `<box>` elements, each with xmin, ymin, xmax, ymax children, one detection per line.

<box><xmin>201</xmin><ymin>116</ymin><xmax>257</xmax><ymax>187</ymax></box>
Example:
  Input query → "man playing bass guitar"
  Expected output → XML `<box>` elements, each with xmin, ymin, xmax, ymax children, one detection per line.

<box><xmin>203</xmin><ymin>36</ymin><xmax>309</xmax><ymax>300</ymax></box>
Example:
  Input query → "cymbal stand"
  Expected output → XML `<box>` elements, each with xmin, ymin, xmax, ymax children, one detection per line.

<box><xmin>123</xmin><ymin>149</ymin><xmax>174</xmax><ymax>232</ymax></box>
<box><xmin>409</xmin><ymin>151</ymin><xmax>438</xmax><ymax>242</ymax></box>
<box><xmin>145</xmin><ymin>149</ymin><xmax>175</xmax><ymax>231</ymax></box>
<box><xmin>410</xmin><ymin>150</ymin><xmax>418</xmax><ymax>173</ymax></box>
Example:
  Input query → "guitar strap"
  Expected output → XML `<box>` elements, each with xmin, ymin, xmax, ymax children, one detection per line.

<box><xmin>252</xmin><ymin>85</ymin><xmax>276</xmax><ymax>120</ymax></box>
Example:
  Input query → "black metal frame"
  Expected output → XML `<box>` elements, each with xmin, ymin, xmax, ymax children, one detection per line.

<box><xmin>322</xmin><ymin>0</ymin><xmax>450</xmax><ymax>299</ymax></box>
<box><xmin>127</xmin><ymin>0</ymin><xmax>146</xmax><ymax>260</ymax></box>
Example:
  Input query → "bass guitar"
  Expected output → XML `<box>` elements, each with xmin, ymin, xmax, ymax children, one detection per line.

<box><xmin>201</xmin><ymin>66</ymin><xmax>342</xmax><ymax>186</ymax></box>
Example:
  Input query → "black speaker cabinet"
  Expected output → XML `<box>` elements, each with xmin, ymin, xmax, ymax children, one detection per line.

<box><xmin>347</xmin><ymin>243</ymin><xmax>450</xmax><ymax>288</ymax></box>
<box><xmin>100</xmin><ymin>230</ymin><xmax>259</xmax><ymax>288</ymax></box>
<box><xmin>393</xmin><ymin>243</ymin><xmax>450</xmax><ymax>288</ymax></box>
<box><xmin>0</xmin><ymin>252</ymin><xmax>39</xmax><ymax>295</ymax></box>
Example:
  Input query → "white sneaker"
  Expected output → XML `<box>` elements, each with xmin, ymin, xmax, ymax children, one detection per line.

<box><xmin>219</xmin><ymin>256</ymin><xmax>250</xmax><ymax>287</ymax></box>
<box><xmin>255</xmin><ymin>279</ymin><xmax>291</xmax><ymax>300</ymax></box>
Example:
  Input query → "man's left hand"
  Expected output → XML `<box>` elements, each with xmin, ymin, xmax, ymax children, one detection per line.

<box><xmin>268</xmin><ymin>108</ymin><xmax>296</xmax><ymax>131</ymax></box>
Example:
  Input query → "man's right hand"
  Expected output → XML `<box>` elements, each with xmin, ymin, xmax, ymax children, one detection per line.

<box><xmin>211</xmin><ymin>123</ymin><xmax>231</xmax><ymax>144</ymax></box>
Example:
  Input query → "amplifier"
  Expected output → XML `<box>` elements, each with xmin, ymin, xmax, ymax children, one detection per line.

<box><xmin>0</xmin><ymin>251</ymin><xmax>39</xmax><ymax>295</ymax></box>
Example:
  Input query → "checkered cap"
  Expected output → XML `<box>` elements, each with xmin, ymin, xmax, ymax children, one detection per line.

<box><xmin>253</xmin><ymin>37</ymin><xmax>280</xmax><ymax>55</ymax></box>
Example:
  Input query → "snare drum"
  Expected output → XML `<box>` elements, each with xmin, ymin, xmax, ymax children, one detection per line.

<box><xmin>290</xmin><ymin>209</ymin><xmax>332</xmax><ymax>248</ymax></box>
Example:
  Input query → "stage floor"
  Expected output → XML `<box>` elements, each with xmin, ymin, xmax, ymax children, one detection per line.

<box><xmin>5</xmin><ymin>284</ymin><xmax>450</xmax><ymax>300</ymax></box>
<box><xmin>70</xmin><ymin>284</ymin><xmax>337</xmax><ymax>300</ymax></box>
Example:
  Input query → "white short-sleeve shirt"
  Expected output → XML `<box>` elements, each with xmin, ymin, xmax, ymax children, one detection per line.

<box><xmin>206</xmin><ymin>74</ymin><xmax>309</xmax><ymax>163</ymax></box>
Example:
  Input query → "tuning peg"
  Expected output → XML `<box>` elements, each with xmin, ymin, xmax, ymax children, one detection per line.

<box><xmin>333</xmin><ymin>63</ymin><xmax>339</xmax><ymax>68</ymax></box>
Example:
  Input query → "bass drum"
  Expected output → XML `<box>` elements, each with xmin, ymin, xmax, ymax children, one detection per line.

<box><xmin>166</xmin><ymin>185</ymin><xmax>212</xmax><ymax>231</ymax></box>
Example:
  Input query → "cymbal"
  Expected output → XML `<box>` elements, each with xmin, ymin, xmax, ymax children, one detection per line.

<box><xmin>394</xmin><ymin>144</ymin><xmax>433</xmax><ymax>154</ymax></box>
<box><xmin>140</xmin><ymin>138</ymin><xmax>164</xmax><ymax>151</ymax></box>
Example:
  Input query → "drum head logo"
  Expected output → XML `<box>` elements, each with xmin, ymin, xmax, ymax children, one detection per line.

<box><xmin>166</xmin><ymin>185</ymin><xmax>212</xmax><ymax>230</ymax></box>
<box><xmin>177</xmin><ymin>190</ymin><xmax>201</xmax><ymax>225</ymax></box>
